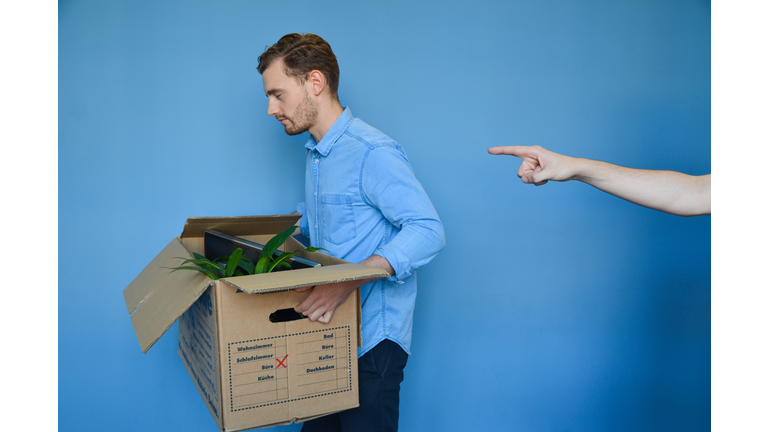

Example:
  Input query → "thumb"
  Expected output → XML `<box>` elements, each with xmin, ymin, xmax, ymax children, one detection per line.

<box><xmin>294</xmin><ymin>285</ymin><xmax>313</xmax><ymax>293</ymax></box>
<box><xmin>318</xmin><ymin>311</ymin><xmax>333</xmax><ymax>324</ymax></box>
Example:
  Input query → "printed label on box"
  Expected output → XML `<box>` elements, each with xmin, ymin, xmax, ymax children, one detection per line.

<box><xmin>227</xmin><ymin>326</ymin><xmax>353</xmax><ymax>412</ymax></box>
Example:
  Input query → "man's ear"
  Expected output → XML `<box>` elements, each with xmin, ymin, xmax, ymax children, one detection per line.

<box><xmin>306</xmin><ymin>70</ymin><xmax>326</xmax><ymax>97</ymax></box>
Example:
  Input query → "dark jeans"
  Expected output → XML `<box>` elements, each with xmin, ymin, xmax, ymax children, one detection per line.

<box><xmin>301</xmin><ymin>339</ymin><xmax>408</xmax><ymax>432</ymax></box>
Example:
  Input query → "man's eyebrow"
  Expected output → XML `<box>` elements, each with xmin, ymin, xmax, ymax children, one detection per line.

<box><xmin>265</xmin><ymin>87</ymin><xmax>282</xmax><ymax>96</ymax></box>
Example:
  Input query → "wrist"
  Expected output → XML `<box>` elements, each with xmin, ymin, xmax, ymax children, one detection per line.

<box><xmin>569</xmin><ymin>157</ymin><xmax>595</xmax><ymax>183</ymax></box>
<box><xmin>362</xmin><ymin>254</ymin><xmax>394</xmax><ymax>276</ymax></box>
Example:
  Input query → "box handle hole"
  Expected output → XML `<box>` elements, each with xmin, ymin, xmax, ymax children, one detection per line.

<box><xmin>269</xmin><ymin>308</ymin><xmax>308</xmax><ymax>323</ymax></box>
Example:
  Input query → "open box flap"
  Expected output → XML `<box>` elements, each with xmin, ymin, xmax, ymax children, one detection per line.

<box><xmin>219</xmin><ymin>263</ymin><xmax>390</xmax><ymax>294</ymax></box>
<box><xmin>180</xmin><ymin>214</ymin><xmax>300</xmax><ymax>239</ymax></box>
<box><xmin>123</xmin><ymin>237</ymin><xmax>212</xmax><ymax>353</ymax></box>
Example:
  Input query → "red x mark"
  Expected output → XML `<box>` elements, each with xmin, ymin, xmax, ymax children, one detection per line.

<box><xmin>276</xmin><ymin>354</ymin><xmax>289</xmax><ymax>368</ymax></box>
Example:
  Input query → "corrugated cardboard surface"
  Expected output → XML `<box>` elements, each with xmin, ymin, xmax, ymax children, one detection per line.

<box><xmin>125</xmin><ymin>215</ymin><xmax>389</xmax><ymax>430</ymax></box>
<box><xmin>124</xmin><ymin>237</ymin><xmax>212</xmax><ymax>353</ymax></box>
<box><xmin>220</xmin><ymin>263</ymin><xmax>389</xmax><ymax>295</ymax></box>
<box><xmin>215</xmin><ymin>281</ymin><xmax>361</xmax><ymax>431</ymax></box>
<box><xmin>178</xmin><ymin>286</ymin><xmax>223</xmax><ymax>430</ymax></box>
<box><xmin>180</xmin><ymin>214</ymin><xmax>298</xmax><ymax>239</ymax></box>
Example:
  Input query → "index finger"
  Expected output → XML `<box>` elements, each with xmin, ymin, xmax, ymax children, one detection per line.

<box><xmin>488</xmin><ymin>146</ymin><xmax>531</xmax><ymax>157</ymax></box>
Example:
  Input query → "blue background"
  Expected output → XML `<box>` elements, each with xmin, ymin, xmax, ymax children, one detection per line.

<box><xmin>59</xmin><ymin>1</ymin><xmax>711</xmax><ymax>431</ymax></box>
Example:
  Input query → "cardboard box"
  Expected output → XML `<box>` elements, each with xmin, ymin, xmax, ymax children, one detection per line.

<box><xmin>123</xmin><ymin>215</ymin><xmax>389</xmax><ymax>431</ymax></box>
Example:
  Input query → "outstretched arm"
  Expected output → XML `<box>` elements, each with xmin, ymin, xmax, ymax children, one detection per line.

<box><xmin>488</xmin><ymin>145</ymin><xmax>711</xmax><ymax>217</ymax></box>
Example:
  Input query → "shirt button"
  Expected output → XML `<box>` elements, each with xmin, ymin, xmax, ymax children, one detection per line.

<box><xmin>314</xmin><ymin>159</ymin><xmax>319</xmax><ymax>163</ymax></box>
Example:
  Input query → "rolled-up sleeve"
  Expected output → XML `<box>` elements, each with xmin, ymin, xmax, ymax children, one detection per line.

<box><xmin>362</xmin><ymin>147</ymin><xmax>445</xmax><ymax>282</ymax></box>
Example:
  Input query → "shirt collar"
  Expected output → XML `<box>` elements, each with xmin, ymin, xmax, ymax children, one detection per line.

<box><xmin>305</xmin><ymin>107</ymin><xmax>354</xmax><ymax>156</ymax></box>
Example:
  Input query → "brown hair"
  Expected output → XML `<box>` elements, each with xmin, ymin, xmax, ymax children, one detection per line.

<box><xmin>258</xmin><ymin>33</ymin><xmax>340</xmax><ymax>99</ymax></box>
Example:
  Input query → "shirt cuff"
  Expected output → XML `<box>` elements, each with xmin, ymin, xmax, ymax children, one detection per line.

<box><xmin>374</xmin><ymin>243</ymin><xmax>412</xmax><ymax>284</ymax></box>
<box><xmin>296</xmin><ymin>202</ymin><xmax>309</xmax><ymax>236</ymax></box>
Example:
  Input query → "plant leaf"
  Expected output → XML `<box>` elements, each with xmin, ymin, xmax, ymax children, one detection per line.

<box><xmin>254</xmin><ymin>255</ymin><xmax>271</xmax><ymax>274</ymax></box>
<box><xmin>268</xmin><ymin>251</ymin><xmax>296</xmax><ymax>273</ymax></box>
<box><xmin>238</xmin><ymin>255</ymin><xmax>255</xmax><ymax>275</ymax></box>
<box><xmin>224</xmin><ymin>248</ymin><xmax>244</xmax><ymax>278</ymax></box>
<box><xmin>262</xmin><ymin>226</ymin><xmax>298</xmax><ymax>260</ymax></box>
<box><xmin>163</xmin><ymin>266</ymin><xmax>218</xmax><ymax>280</ymax></box>
<box><xmin>175</xmin><ymin>254</ymin><xmax>219</xmax><ymax>267</ymax></box>
<box><xmin>303</xmin><ymin>246</ymin><xmax>329</xmax><ymax>253</ymax></box>
<box><xmin>177</xmin><ymin>259</ymin><xmax>225</xmax><ymax>274</ymax></box>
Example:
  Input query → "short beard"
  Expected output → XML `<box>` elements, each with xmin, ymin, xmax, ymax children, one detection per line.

<box><xmin>284</xmin><ymin>88</ymin><xmax>317</xmax><ymax>136</ymax></box>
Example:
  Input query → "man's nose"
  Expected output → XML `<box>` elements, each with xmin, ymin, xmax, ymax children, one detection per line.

<box><xmin>267</xmin><ymin>99</ymin><xmax>279</xmax><ymax>117</ymax></box>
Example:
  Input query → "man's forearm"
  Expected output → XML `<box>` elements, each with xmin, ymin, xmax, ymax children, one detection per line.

<box><xmin>571</xmin><ymin>158</ymin><xmax>711</xmax><ymax>216</ymax></box>
<box><xmin>361</xmin><ymin>254</ymin><xmax>394</xmax><ymax>277</ymax></box>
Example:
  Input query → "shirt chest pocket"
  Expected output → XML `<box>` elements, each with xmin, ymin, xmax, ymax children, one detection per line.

<box><xmin>321</xmin><ymin>194</ymin><xmax>357</xmax><ymax>245</ymax></box>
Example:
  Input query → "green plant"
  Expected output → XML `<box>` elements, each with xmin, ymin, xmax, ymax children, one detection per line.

<box><xmin>253</xmin><ymin>225</ymin><xmax>326</xmax><ymax>274</ymax></box>
<box><xmin>166</xmin><ymin>226</ymin><xmax>326</xmax><ymax>280</ymax></box>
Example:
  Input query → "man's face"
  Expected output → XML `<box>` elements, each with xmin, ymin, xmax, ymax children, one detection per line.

<box><xmin>262</xmin><ymin>59</ymin><xmax>317</xmax><ymax>136</ymax></box>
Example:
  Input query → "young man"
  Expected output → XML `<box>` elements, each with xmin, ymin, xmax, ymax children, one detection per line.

<box><xmin>488</xmin><ymin>145</ymin><xmax>711</xmax><ymax>216</ymax></box>
<box><xmin>258</xmin><ymin>33</ymin><xmax>446</xmax><ymax>431</ymax></box>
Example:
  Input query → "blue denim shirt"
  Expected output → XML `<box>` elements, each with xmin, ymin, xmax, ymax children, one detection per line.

<box><xmin>296</xmin><ymin>107</ymin><xmax>445</xmax><ymax>357</ymax></box>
